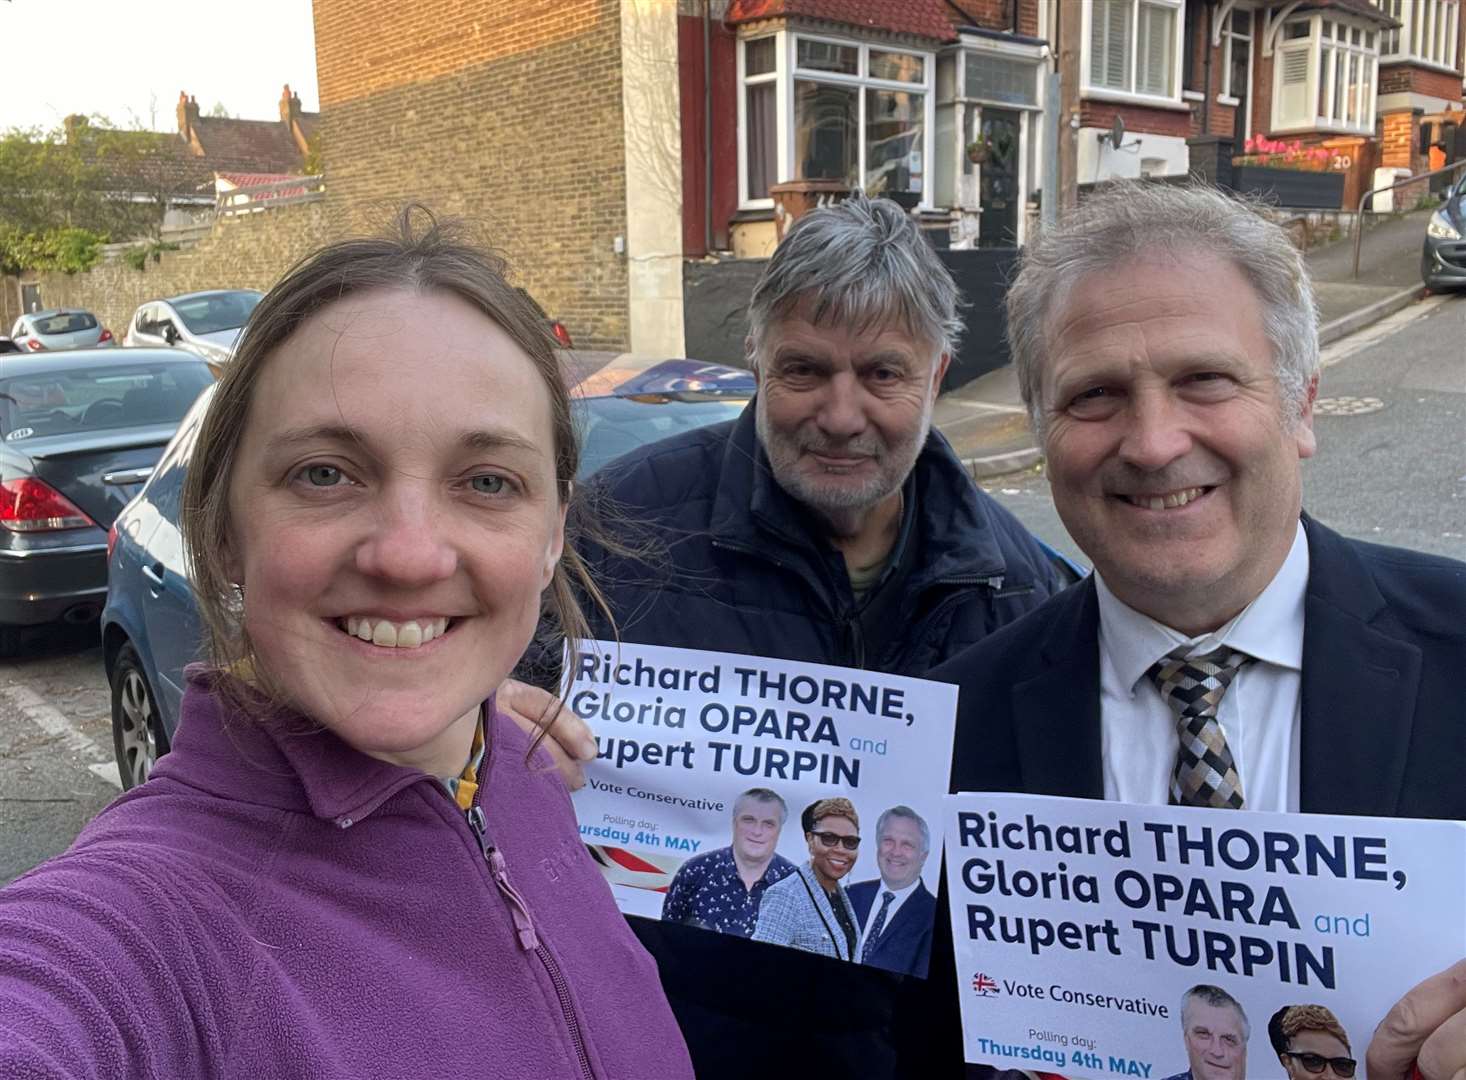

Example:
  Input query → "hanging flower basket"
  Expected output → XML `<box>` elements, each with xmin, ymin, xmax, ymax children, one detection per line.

<box><xmin>966</xmin><ymin>138</ymin><xmax>993</xmax><ymax>165</ymax></box>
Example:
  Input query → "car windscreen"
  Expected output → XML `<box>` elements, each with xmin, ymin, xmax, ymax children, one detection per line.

<box><xmin>0</xmin><ymin>362</ymin><xmax>215</xmax><ymax>440</ymax></box>
<box><xmin>574</xmin><ymin>395</ymin><xmax>749</xmax><ymax>479</ymax></box>
<box><xmin>34</xmin><ymin>312</ymin><xmax>98</xmax><ymax>335</ymax></box>
<box><xmin>172</xmin><ymin>292</ymin><xmax>261</xmax><ymax>335</ymax></box>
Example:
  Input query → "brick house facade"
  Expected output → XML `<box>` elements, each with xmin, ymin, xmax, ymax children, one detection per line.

<box><xmin>308</xmin><ymin>0</ymin><xmax>1050</xmax><ymax>355</ymax></box>
<box><xmin>1169</xmin><ymin>0</ymin><xmax>1465</xmax><ymax>207</ymax></box>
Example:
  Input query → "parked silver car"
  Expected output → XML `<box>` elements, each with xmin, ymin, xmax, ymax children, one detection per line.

<box><xmin>9</xmin><ymin>309</ymin><xmax>116</xmax><ymax>351</ymax></box>
<box><xmin>122</xmin><ymin>290</ymin><xmax>262</xmax><ymax>364</ymax></box>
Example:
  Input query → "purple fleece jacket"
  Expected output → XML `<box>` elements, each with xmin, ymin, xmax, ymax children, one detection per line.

<box><xmin>0</xmin><ymin>671</ymin><xmax>693</xmax><ymax>1079</ymax></box>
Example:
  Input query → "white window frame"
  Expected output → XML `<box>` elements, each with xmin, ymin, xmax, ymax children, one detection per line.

<box><xmin>1220</xmin><ymin>7</ymin><xmax>1255</xmax><ymax>103</ymax></box>
<box><xmin>1378</xmin><ymin>0</ymin><xmax>1461</xmax><ymax>72</ymax></box>
<box><xmin>737</xmin><ymin>30</ymin><xmax>784</xmax><ymax>211</ymax></box>
<box><xmin>1081</xmin><ymin>0</ymin><xmax>1187</xmax><ymax>108</ymax></box>
<box><xmin>736</xmin><ymin>30</ymin><xmax>936</xmax><ymax>211</ymax></box>
<box><xmin>1271</xmin><ymin>15</ymin><xmax>1380</xmax><ymax>135</ymax></box>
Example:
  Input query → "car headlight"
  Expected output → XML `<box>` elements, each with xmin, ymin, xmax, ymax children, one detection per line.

<box><xmin>1427</xmin><ymin>210</ymin><xmax>1462</xmax><ymax>240</ymax></box>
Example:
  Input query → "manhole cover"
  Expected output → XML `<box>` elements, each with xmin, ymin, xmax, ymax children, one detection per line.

<box><xmin>1315</xmin><ymin>395</ymin><xmax>1385</xmax><ymax>416</ymax></box>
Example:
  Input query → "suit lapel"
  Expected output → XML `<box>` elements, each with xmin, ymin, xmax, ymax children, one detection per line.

<box><xmin>1298</xmin><ymin>520</ymin><xmax>1422</xmax><ymax>817</ymax></box>
<box><xmin>1011</xmin><ymin>580</ymin><xmax>1105</xmax><ymax>798</ymax></box>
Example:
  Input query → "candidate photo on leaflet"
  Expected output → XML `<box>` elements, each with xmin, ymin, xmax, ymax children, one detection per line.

<box><xmin>1268</xmin><ymin>1004</ymin><xmax>1357</xmax><ymax>1079</ymax></box>
<box><xmin>847</xmin><ymin>805</ymin><xmax>937</xmax><ymax>978</ymax></box>
<box><xmin>661</xmin><ymin>787</ymin><xmax>795</xmax><ymax>937</ymax></box>
<box><xmin>1161</xmin><ymin>984</ymin><xmax>1250</xmax><ymax>1080</ymax></box>
<box><xmin>0</xmin><ymin>211</ymin><xmax>693</xmax><ymax>1080</ymax></box>
<box><xmin>753</xmin><ymin>797</ymin><xmax>862</xmax><ymax>961</ymax></box>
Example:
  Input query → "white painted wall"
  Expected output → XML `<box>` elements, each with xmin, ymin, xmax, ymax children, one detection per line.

<box><xmin>620</xmin><ymin>0</ymin><xmax>686</xmax><ymax>359</ymax></box>
<box><xmin>1077</xmin><ymin>129</ymin><xmax>1190</xmax><ymax>183</ymax></box>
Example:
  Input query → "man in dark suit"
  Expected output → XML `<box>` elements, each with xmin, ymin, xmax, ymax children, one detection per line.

<box><xmin>847</xmin><ymin>806</ymin><xmax>937</xmax><ymax>977</ymax></box>
<box><xmin>933</xmin><ymin>181</ymin><xmax>1466</xmax><ymax>1078</ymax></box>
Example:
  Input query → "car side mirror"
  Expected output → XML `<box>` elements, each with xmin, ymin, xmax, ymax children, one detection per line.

<box><xmin>163</xmin><ymin>323</ymin><xmax>179</xmax><ymax>345</ymax></box>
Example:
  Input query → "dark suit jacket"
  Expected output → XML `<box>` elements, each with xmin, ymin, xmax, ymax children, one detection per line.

<box><xmin>925</xmin><ymin>517</ymin><xmax>1466</xmax><ymax>1077</ymax></box>
<box><xmin>848</xmin><ymin>879</ymin><xmax>937</xmax><ymax>978</ymax></box>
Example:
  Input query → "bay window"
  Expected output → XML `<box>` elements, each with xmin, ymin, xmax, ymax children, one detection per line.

<box><xmin>1086</xmin><ymin>0</ymin><xmax>1184</xmax><ymax>100</ymax></box>
<box><xmin>1377</xmin><ymin>0</ymin><xmax>1460</xmax><ymax>70</ymax></box>
<box><xmin>1273</xmin><ymin>17</ymin><xmax>1379</xmax><ymax>133</ymax></box>
<box><xmin>738</xmin><ymin>32</ymin><xmax>934</xmax><ymax>209</ymax></box>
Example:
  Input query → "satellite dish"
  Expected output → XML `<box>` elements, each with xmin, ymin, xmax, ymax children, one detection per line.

<box><xmin>1108</xmin><ymin>115</ymin><xmax>1126</xmax><ymax>149</ymax></box>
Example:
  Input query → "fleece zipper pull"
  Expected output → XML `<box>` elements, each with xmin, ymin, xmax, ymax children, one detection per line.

<box><xmin>467</xmin><ymin>805</ymin><xmax>539</xmax><ymax>950</ymax></box>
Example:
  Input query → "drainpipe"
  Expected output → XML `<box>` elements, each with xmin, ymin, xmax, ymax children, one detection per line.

<box><xmin>1011</xmin><ymin>0</ymin><xmax>1019</xmax><ymax>34</ymax></box>
<box><xmin>1201</xmin><ymin>2</ymin><xmax>1213</xmax><ymax>134</ymax></box>
<box><xmin>703</xmin><ymin>0</ymin><xmax>714</xmax><ymax>256</ymax></box>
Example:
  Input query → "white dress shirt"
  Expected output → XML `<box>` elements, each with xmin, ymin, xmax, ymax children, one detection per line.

<box><xmin>1096</xmin><ymin>522</ymin><xmax>1310</xmax><ymax>812</ymax></box>
<box><xmin>856</xmin><ymin>877</ymin><xmax>923</xmax><ymax>956</ymax></box>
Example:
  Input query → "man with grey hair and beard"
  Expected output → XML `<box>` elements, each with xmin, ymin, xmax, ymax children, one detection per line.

<box><xmin>936</xmin><ymin>181</ymin><xmax>1466</xmax><ymax>1079</ymax></box>
<box><xmin>556</xmin><ymin>192</ymin><xmax>1063</xmax><ymax>1079</ymax></box>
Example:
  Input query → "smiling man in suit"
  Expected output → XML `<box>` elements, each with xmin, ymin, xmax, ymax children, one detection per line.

<box><xmin>934</xmin><ymin>181</ymin><xmax>1466</xmax><ymax>1079</ymax></box>
<box><xmin>848</xmin><ymin>805</ymin><xmax>936</xmax><ymax>978</ymax></box>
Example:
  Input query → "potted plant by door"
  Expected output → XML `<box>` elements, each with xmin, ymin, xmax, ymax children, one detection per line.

<box><xmin>966</xmin><ymin>136</ymin><xmax>993</xmax><ymax>165</ymax></box>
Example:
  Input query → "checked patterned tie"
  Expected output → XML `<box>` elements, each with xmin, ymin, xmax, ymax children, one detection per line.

<box><xmin>1146</xmin><ymin>645</ymin><xmax>1252</xmax><ymax>810</ymax></box>
<box><xmin>861</xmin><ymin>891</ymin><xmax>896</xmax><ymax>963</ymax></box>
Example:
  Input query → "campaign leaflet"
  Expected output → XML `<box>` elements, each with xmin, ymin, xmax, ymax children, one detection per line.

<box><xmin>565</xmin><ymin>639</ymin><xmax>957</xmax><ymax>977</ymax></box>
<box><xmin>942</xmin><ymin>792</ymin><xmax>1466</xmax><ymax>1079</ymax></box>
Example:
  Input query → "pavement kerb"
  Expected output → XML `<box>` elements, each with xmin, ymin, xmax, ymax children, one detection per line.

<box><xmin>961</xmin><ymin>446</ymin><xmax>1043</xmax><ymax>481</ymax></box>
<box><xmin>1318</xmin><ymin>285</ymin><xmax>1426</xmax><ymax>346</ymax></box>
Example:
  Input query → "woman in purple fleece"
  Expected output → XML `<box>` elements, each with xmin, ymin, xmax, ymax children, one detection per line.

<box><xmin>0</xmin><ymin>211</ymin><xmax>694</xmax><ymax>1080</ymax></box>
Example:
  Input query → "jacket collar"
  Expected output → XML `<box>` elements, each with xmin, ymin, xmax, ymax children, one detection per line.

<box><xmin>1297</xmin><ymin>516</ymin><xmax>1421</xmax><ymax>817</ymax></box>
<box><xmin>158</xmin><ymin>667</ymin><xmax>480</xmax><ymax>826</ymax></box>
<box><xmin>706</xmin><ymin>400</ymin><xmax>1013</xmax><ymax>587</ymax></box>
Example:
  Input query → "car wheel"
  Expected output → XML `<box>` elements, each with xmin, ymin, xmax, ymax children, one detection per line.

<box><xmin>111</xmin><ymin>644</ymin><xmax>170</xmax><ymax>790</ymax></box>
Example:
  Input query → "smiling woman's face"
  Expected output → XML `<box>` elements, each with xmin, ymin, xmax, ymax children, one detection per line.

<box><xmin>807</xmin><ymin>814</ymin><xmax>859</xmax><ymax>885</ymax></box>
<box><xmin>224</xmin><ymin>287</ymin><xmax>565</xmax><ymax>775</ymax></box>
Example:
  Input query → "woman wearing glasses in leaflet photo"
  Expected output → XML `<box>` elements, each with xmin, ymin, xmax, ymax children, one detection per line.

<box><xmin>1269</xmin><ymin>1005</ymin><xmax>1358</xmax><ymax>1080</ymax></box>
<box><xmin>752</xmin><ymin>797</ymin><xmax>862</xmax><ymax>961</ymax></box>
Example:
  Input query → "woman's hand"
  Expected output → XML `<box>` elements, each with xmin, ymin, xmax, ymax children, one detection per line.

<box><xmin>497</xmin><ymin>678</ymin><xmax>597</xmax><ymax>790</ymax></box>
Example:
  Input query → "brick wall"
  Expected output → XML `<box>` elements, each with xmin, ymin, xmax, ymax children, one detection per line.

<box><xmin>313</xmin><ymin>0</ymin><xmax>632</xmax><ymax>350</ymax></box>
<box><xmin>1081</xmin><ymin>100</ymin><xmax>1194</xmax><ymax>139</ymax></box>
<box><xmin>1380</xmin><ymin>63</ymin><xmax>1466</xmax><ymax>103</ymax></box>
<box><xmin>954</xmin><ymin>0</ymin><xmax>1038</xmax><ymax>37</ymax></box>
<box><xmin>1</xmin><ymin>202</ymin><xmax>333</xmax><ymax>343</ymax></box>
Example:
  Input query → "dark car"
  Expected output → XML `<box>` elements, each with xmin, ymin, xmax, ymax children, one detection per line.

<box><xmin>0</xmin><ymin>337</ymin><xmax>23</xmax><ymax>355</ymax></box>
<box><xmin>101</xmin><ymin>357</ymin><xmax>755</xmax><ymax>787</ymax></box>
<box><xmin>1422</xmin><ymin>171</ymin><xmax>1466</xmax><ymax>291</ymax></box>
<box><xmin>0</xmin><ymin>350</ymin><xmax>214</xmax><ymax>653</ymax></box>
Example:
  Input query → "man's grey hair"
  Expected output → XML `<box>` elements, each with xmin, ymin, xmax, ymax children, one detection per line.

<box><xmin>1180</xmin><ymin>984</ymin><xmax>1250</xmax><ymax>1040</ymax></box>
<box><xmin>733</xmin><ymin>787</ymin><xmax>788</xmax><ymax>824</ymax></box>
<box><xmin>876</xmin><ymin>805</ymin><xmax>930</xmax><ymax>854</ymax></box>
<box><xmin>1006</xmin><ymin>182</ymin><xmax>1319</xmax><ymax>435</ymax></box>
<box><xmin>746</xmin><ymin>191</ymin><xmax>964</xmax><ymax>365</ymax></box>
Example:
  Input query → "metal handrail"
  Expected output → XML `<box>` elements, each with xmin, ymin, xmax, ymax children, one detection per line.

<box><xmin>1352</xmin><ymin>157</ymin><xmax>1466</xmax><ymax>278</ymax></box>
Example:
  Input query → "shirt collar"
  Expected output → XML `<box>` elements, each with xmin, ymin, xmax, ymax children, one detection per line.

<box><xmin>877</xmin><ymin>877</ymin><xmax>924</xmax><ymax>902</ymax></box>
<box><xmin>1096</xmin><ymin>521</ymin><xmax>1309</xmax><ymax>696</ymax></box>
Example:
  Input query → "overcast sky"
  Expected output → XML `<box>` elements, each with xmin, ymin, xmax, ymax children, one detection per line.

<box><xmin>0</xmin><ymin>0</ymin><xmax>319</xmax><ymax>133</ymax></box>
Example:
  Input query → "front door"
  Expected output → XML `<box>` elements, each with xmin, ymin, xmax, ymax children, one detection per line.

<box><xmin>978</xmin><ymin>109</ymin><xmax>1020</xmax><ymax>248</ymax></box>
